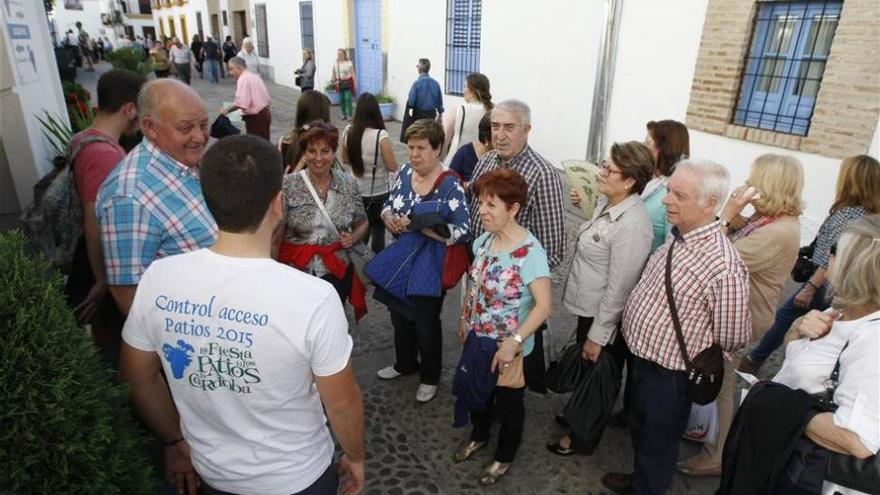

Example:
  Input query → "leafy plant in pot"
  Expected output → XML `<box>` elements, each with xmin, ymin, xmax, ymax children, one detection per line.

<box><xmin>324</xmin><ymin>80</ymin><xmax>341</xmax><ymax>106</ymax></box>
<box><xmin>376</xmin><ymin>93</ymin><xmax>396</xmax><ymax>121</ymax></box>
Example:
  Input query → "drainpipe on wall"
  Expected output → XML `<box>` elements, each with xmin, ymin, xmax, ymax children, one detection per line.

<box><xmin>585</xmin><ymin>0</ymin><xmax>624</xmax><ymax>164</ymax></box>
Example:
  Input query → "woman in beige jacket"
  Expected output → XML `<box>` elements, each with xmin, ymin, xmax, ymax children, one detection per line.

<box><xmin>678</xmin><ymin>153</ymin><xmax>803</xmax><ymax>476</ymax></box>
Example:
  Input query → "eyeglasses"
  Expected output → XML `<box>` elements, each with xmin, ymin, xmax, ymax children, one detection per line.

<box><xmin>600</xmin><ymin>160</ymin><xmax>623</xmax><ymax>176</ymax></box>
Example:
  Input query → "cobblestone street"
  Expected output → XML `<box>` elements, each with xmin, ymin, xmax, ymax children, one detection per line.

<box><xmin>76</xmin><ymin>63</ymin><xmax>791</xmax><ymax>495</ymax></box>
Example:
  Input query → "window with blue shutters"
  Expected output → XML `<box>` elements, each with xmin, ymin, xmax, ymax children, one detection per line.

<box><xmin>445</xmin><ymin>0</ymin><xmax>482</xmax><ymax>96</ymax></box>
<box><xmin>300</xmin><ymin>2</ymin><xmax>314</xmax><ymax>52</ymax></box>
<box><xmin>733</xmin><ymin>1</ymin><xmax>842</xmax><ymax>136</ymax></box>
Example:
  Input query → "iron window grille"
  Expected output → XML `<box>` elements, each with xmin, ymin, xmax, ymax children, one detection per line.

<box><xmin>732</xmin><ymin>0</ymin><xmax>842</xmax><ymax>136</ymax></box>
<box><xmin>445</xmin><ymin>0</ymin><xmax>482</xmax><ymax>95</ymax></box>
<box><xmin>300</xmin><ymin>2</ymin><xmax>315</xmax><ymax>52</ymax></box>
<box><xmin>255</xmin><ymin>4</ymin><xmax>269</xmax><ymax>57</ymax></box>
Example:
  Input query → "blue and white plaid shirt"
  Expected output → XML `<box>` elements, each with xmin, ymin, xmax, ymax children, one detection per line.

<box><xmin>96</xmin><ymin>138</ymin><xmax>218</xmax><ymax>286</ymax></box>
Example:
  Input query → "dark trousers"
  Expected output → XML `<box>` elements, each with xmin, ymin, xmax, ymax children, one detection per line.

<box><xmin>523</xmin><ymin>324</ymin><xmax>548</xmax><ymax>393</ymax></box>
<box><xmin>470</xmin><ymin>386</ymin><xmax>526</xmax><ymax>463</ymax></box>
<box><xmin>628</xmin><ymin>356</ymin><xmax>691</xmax><ymax>495</ymax></box>
<box><xmin>321</xmin><ymin>264</ymin><xmax>353</xmax><ymax>305</ymax></box>
<box><xmin>175</xmin><ymin>63</ymin><xmax>191</xmax><ymax>84</ymax></box>
<box><xmin>200</xmin><ymin>461</ymin><xmax>338</xmax><ymax>495</ymax></box>
<box><xmin>390</xmin><ymin>294</ymin><xmax>445</xmax><ymax>385</ymax></box>
<box><xmin>243</xmin><ymin>106</ymin><xmax>272</xmax><ymax>141</ymax></box>
<box><xmin>362</xmin><ymin>193</ymin><xmax>389</xmax><ymax>253</ymax></box>
<box><xmin>749</xmin><ymin>284</ymin><xmax>828</xmax><ymax>362</ymax></box>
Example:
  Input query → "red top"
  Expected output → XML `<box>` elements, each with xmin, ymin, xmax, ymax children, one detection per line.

<box><xmin>71</xmin><ymin>129</ymin><xmax>126</xmax><ymax>203</ymax></box>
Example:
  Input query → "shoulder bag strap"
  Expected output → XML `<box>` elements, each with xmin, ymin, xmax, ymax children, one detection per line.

<box><xmin>458</xmin><ymin>105</ymin><xmax>466</xmax><ymax>144</ymax></box>
<box><xmin>300</xmin><ymin>170</ymin><xmax>341</xmax><ymax>240</ymax></box>
<box><xmin>664</xmin><ymin>240</ymin><xmax>692</xmax><ymax>368</ymax></box>
<box><xmin>369</xmin><ymin>129</ymin><xmax>381</xmax><ymax>196</ymax></box>
<box><xmin>825</xmin><ymin>317</ymin><xmax>880</xmax><ymax>404</ymax></box>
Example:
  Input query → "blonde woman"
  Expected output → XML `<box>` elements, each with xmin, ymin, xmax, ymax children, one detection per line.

<box><xmin>295</xmin><ymin>48</ymin><xmax>316</xmax><ymax>91</ymax></box>
<box><xmin>740</xmin><ymin>154</ymin><xmax>880</xmax><ymax>374</ymax></box>
<box><xmin>679</xmin><ymin>154</ymin><xmax>804</xmax><ymax>476</ymax></box>
<box><xmin>332</xmin><ymin>49</ymin><xmax>356</xmax><ymax>120</ymax></box>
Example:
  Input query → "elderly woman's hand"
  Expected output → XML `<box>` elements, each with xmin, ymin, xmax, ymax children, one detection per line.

<box><xmin>581</xmin><ymin>339</ymin><xmax>603</xmax><ymax>363</ymax></box>
<box><xmin>721</xmin><ymin>185</ymin><xmax>761</xmax><ymax>224</ymax></box>
<box><xmin>795</xmin><ymin>309</ymin><xmax>840</xmax><ymax>339</ymax></box>
<box><xmin>793</xmin><ymin>283</ymin><xmax>816</xmax><ymax>309</ymax></box>
<box><xmin>569</xmin><ymin>188</ymin><xmax>582</xmax><ymax>208</ymax></box>
<box><xmin>458</xmin><ymin>317</ymin><xmax>468</xmax><ymax>344</ymax></box>
<box><xmin>339</xmin><ymin>231</ymin><xmax>354</xmax><ymax>249</ymax></box>
<box><xmin>492</xmin><ymin>338</ymin><xmax>520</xmax><ymax>374</ymax></box>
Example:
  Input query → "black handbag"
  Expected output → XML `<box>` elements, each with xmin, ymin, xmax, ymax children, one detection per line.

<box><xmin>664</xmin><ymin>240</ymin><xmax>724</xmax><ymax>405</ymax></box>
<box><xmin>791</xmin><ymin>239</ymin><xmax>817</xmax><ymax>283</ymax></box>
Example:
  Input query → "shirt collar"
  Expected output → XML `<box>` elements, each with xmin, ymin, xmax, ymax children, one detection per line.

<box><xmin>143</xmin><ymin>137</ymin><xmax>198</xmax><ymax>177</ymax></box>
<box><xmin>418</xmin><ymin>73</ymin><xmax>429</xmax><ymax>79</ymax></box>
<box><xmin>672</xmin><ymin>219</ymin><xmax>721</xmax><ymax>244</ymax></box>
<box><xmin>496</xmin><ymin>144</ymin><xmax>532</xmax><ymax>169</ymax></box>
<box><xmin>601</xmin><ymin>194</ymin><xmax>642</xmax><ymax>222</ymax></box>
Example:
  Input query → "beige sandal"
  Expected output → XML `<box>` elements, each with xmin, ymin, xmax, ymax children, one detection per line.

<box><xmin>453</xmin><ymin>440</ymin><xmax>486</xmax><ymax>463</ymax></box>
<box><xmin>479</xmin><ymin>461</ymin><xmax>510</xmax><ymax>485</ymax></box>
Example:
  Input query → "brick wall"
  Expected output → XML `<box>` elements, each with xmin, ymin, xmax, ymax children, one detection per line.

<box><xmin>686</xmin><ymin>0</ymin><xmax>880</xmax><ymax>159</ymax></box>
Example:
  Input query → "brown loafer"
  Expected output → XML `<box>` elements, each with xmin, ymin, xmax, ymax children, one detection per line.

<box><xmin>677</xmin><ymin>454</ymin><xmax>722</xmax><ymax>476</ymax></box>
<box><xmin>601</xmin><ymin>472</ymin><xmax>634</xmax><ymax>494</ymax></box>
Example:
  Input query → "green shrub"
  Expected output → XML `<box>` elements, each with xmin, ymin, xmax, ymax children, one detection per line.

<box><xmin>376</xmin><ymin>93</ymin><xmax>395</xmax><ymax>104</ymax></box>
<box><xmin>0</xmin><ymin>231</ymin><xmax>158</xmax><ymax>494</ymax></box>
<box><xmin>105</xmin><ymin>47</ymin><xmax>150</xmax><ymax>76</ymax></box>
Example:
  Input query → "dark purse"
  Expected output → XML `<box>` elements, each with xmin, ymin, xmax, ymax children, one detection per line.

<box><xmin>664</xmin><ymin>240</ymin><xmax>724</xmax><ymax>405</ymax></box>
<box><xmin>791</xmin><ymin>239</ymin><xmax>817</xmax><ymax>283</ymax></box>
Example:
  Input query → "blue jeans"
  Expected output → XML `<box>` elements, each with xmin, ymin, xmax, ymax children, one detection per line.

<box><xmin>199</xmin><ymin>462</ymin><xmax>338</xmax><ymax>495</ymax></box>
<box><xmin>748</xmin><ymin>284</ymin><xmax>828</xmax><ymax>362</ymax></box>
<box><xmin>627</xmin><ymin>356</ymin><xmax>691</xmax><ymax>495</ymax></box>
<box><xmin>203</xmin><ymin>59</ymin><xmax>221</xmax><ymax>83</ymax></box>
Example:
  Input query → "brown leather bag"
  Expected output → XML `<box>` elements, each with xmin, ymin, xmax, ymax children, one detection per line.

<box><xmin>496</xmin><ymin>348</ymin><xmax>525</xmax><ymax>389</ymax></box>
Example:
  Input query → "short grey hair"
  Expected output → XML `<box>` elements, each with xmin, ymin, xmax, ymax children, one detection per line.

<box><xmin>417</xmin><ymin>58</ymin><xmax>431</xmax><ymax>73</ymax></box>
<box><xmin>138</xmin><ymin>78</ymin><xmax>201</xmax><ymax>121</ymax></box>
<box><xmin>492</xmin><ymin>99</ymin><xmax>531</xmax><ymax>127</ymax></box>
<box><xmin>674</xmin><ymin>159</ymin><xmax>729</xmax><ymax>213</ymax></box>
<box><xmin>228</xmin><ymin>56</ymin><xmax>247</xmax><ymax>69</ymax></box>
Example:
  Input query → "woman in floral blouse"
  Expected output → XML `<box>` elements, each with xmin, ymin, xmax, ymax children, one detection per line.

<box><xmin>452</xmin><ymin>168</ymin><xmax>552</xmax><ymax>485</ymax></box>
<box><xmin>278</xmin><ymin>122</ymin><xmax>369</xmax><ymax>320</ymax></box>
<box><xmin>372</xmin><ymin>119</ymin><xmax>470</xmax><ymax>404</ymax></box>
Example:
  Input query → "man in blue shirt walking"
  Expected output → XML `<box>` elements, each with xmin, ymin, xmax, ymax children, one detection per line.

<box><xmin>401</xmin><ymin>58</ymin><xmax>444</xmax><ymax>141</ymax></box>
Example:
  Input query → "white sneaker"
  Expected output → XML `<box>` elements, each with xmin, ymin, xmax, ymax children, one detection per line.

<box><xmin>377</xmin><ymin>366</ymin><xmax>403</xmax><ymax>380</ymax></box>
<box><xmin>416</xmin><ymin>384</ymin><xmax>438</xmax><ymax>403</ymax></box>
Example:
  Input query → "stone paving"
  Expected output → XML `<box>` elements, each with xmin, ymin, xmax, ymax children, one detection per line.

<box><xmin>75</xmin><ymin>62</ymin><xmax>791</xmax><ymax>494</ymax></box>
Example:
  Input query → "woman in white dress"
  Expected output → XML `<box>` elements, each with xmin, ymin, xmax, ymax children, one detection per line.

<box><xmin>236</xmin><ymin>37</ymin><xmax>259</xmax><ymax>73</ymax></box>
<box><xmin>443</xmin><ymin>73</ymin><xmax>492</xmax><ymax>168</ymax></box>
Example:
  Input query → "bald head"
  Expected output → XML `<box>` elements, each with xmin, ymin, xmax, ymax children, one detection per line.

<box><xmin>138</xmin><ymin>79</ymin><xmax>209</xmax><ymax>168</ymax></box>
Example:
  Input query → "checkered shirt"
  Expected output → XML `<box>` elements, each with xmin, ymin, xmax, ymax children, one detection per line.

<box><xmin>622</xmin><ymin>221</ymin><xmax>752</xmax><ymax>371</ymax></box>
<box><xmin>468</xmin><ymin>146</ymin><xmax>566</xmax><ymax>270</ymax></box>
<box><xmin>96</xmin><ymin>138</ymin><xmax>218</xmax><ymax>286</ymax></box>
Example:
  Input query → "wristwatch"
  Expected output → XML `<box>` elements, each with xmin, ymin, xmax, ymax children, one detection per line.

<box><xmin>512</xmin><ymin>333</ymin><xmax>524</xmax><ymax>345</ymax></box>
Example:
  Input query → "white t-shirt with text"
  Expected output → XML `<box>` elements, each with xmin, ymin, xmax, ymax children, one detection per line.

<box><xmin>123</xmin><ymin>248</ymin><xmax>352</xmax><ymax>495</ymax></box>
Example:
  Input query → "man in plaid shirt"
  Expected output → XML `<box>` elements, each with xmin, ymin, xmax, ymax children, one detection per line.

<box><xmin>467</xmin><ymin>99</ymin><xmax>566</xmax><ymax>392</ymax></box>
<box><xmin>97</xmin><ymin>79</ymin><xmax>218</xmax><ymax>316</ymax></box>
<box><xmin>602</xmin><ymin>160</ymin><xmax>751</xmax><ymax>495</ymax></box>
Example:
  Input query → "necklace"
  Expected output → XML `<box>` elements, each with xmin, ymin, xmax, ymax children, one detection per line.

<box><xmin>308</xmin><ymin>171</ymin><xmax>331</xmax><ymax>201</ymax></box>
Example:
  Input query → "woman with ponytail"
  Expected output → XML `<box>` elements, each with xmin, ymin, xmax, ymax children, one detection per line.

<box><xmin>443</xmin><ymin>73</ymin><xmax>493</xmax><ymax>168</ymax></box>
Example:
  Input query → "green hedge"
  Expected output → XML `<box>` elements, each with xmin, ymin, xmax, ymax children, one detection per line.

<box><xmin>0</xmin><ymin>231</ymin><xmax>157</xmax><ymax>494</ymax></box>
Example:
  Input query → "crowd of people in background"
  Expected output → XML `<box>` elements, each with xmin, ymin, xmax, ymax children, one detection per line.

<box><xmin>50</xmin><ymin>37</ymin><xmax>880</xmax><ymax>495</ymax></box>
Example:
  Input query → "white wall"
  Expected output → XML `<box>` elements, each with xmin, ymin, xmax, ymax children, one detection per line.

<box><xmin>260</xmin><ymin>0</ymin><xmax>303</xmax><ymax>88</ymax></box>
<box><xmin>52</xmin><ymin>0</ymin><xmax>113</xmax><ymax>44</ymax></box>
<box><xmin>312</xmin><ymin>0</ymin><xmax>349</xmax><ymax>94</ymax></box>
<box><xmin>1</xmin><ymin>0</ymin><xmax>71</xmax><ymax>209</ymax></box>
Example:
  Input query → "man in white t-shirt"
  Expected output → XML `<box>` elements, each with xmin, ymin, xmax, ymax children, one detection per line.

<box><xmin>119</xmin><ymin>134</ymin><xmax>365</xmax><ymax>495</ymax></box>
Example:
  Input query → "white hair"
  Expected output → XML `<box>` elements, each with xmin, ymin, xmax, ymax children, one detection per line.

<box><xmin>675</xmin><ymin>159</ymin><xmax>729</xmax><ymax>213</ymax></box>
<box><xmin>492</xmin><ymin>99</ymin><xmax>531</xmax><ymax>127</ymax></box>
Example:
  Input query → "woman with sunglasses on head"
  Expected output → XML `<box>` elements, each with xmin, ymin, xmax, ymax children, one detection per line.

<box><xmin>547</xmin><ymin>142</ymin><xmax>655</xmax><ymax>456</ymax></box>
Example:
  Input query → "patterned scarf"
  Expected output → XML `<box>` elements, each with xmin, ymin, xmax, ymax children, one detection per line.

<box><xmin>731</xmin><ymin>215</ymin><xmax>777</xmax><ymax>242</ymax></box>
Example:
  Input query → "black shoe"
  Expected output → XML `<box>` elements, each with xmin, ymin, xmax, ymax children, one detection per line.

<box><xmin>607</xmin><ymin>409</ymin><xmax>628</xmax><ymax>429</ymax></box>
<box><xmin>554</xmin><ymin>414</ymin><xmax>568</xmax><ymax>427</ymax></box>
<box><xmin>601</xmin><ymin>472</ymin><xmax>634</xmax><ymax>493</ymax></box>
<box><xmin>545</xmin><ymin>440</ymin><xmax>576</xmax><ymax>457</ymax></box>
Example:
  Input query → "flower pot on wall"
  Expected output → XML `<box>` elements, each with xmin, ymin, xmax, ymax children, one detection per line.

<box><xmin>379</xmin><ymin>102</ymin><xmax>395</xmax><ymax>121</ymax></box>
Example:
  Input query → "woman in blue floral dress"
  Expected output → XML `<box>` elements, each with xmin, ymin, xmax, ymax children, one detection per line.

<box><xmin>452</xmin><ymin>169</ymin><xmax>552</xmax><ymax>485</ymax></box>
<box><xmin>371</xmin><ymin>119</ymin><xmax>470</xmax><ymax>404</ymax></box>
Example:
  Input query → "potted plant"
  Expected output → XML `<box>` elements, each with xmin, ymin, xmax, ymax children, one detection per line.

<box><xmin>376</xmin><ymin>93</ymin><xmax>396</xmax><ymax>121</ymax></box>
<box><xmin>324</xmin><ymin>81</ymin><xmax>341</xmax><ymax>106</ymax></box>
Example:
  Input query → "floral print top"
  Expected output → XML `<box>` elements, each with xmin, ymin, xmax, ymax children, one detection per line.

<box><xmin>382</xmin><ymin>163</ymin><xmax>470</xmax><ymax>245</ymax></box>
<box><xmin>283</xmin><ymin>168</ymin><xmax>366</xmax><ymax>276</ymax></box>
<box><xmin>466</xmin><ymin>231</ymin><xmax>550</xmax><ymax>356</ymax></box>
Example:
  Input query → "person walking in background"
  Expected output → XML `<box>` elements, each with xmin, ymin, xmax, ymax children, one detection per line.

<box><xmin>169</xmin><ymin>37</ymin><xmax>193</xmax><ymax>85</ymax></box>
<box><xmin>452</xmin><ymin>169</ymin><xmax>552</xmax><ymax>485</ymax></box>
<box><xmin>678</xmin><ymin>154</ymin><xmax>804</xmax><ymax>477</ymax></box>
<box><xmin>237</xmin><ymin>37</ymin><xmax>260</xmax><ymax>74</ymax></box>
<box><xmin>190</xmin><ymin>34</ymin><xmax>203</xmax><ymax>79</ymax></box>
<box><xmin>401</xmin><ymin>58</ymin><xmax>443</xmax><ymax>140</ymax></box>
<box><xmin>547</xmin><ymin>142</ymin><xmax>655</xmax><ymax>456</ymax></box>
<box><xmin>75</xmin><ymin>21</ymin><xmax>94</xmax><ymax>72</ymax></box>
<box><xmin>340</xmin><ymin>93</ymin><xmax>400</xmax><ymax>254</ymax></box>
<box><xmin>221</xmin><ymin>35</ymin><xmax>236</xmax><ymax>79</ymax></box>
<box><xmin>332</xmin><ymin>49</ymin><xmax>356</xmax><ymax>121</ymax></box>
<box><xmin>221</xmin><ymin>57</ymin><xmax>272</xmax><ymax>141</ymax></box>
<box><xmin>119</xmin><ymin>135</ymin><xmax>365</xmax><ymax>495</ymax></box>
<box><xmin>601</xmin><ymin>159</ymin><xmax>751</xmax><ymax>495</ymax></box>
<box><xmin>200</xmin><ymin>36</ymin><xmax>221</xmax><ymax>84</ymax></box>
<box><xmin>149</xmin><ymin>42</ymin><xmax>171</xmax><ymax>78</ymax></box>
<box><xmin>295</xmin><ymin>48</ymin><xmax>316</xmax><ymax>92</ymax></box>
<box><xmin>739</xmin><ymin>154</ymin><xmax>880</xmax><ymax>374</ymax></box>
<box><xmin>443</xmin><ymin>73</ymin><xmax>492</xmax><ymax>167</ymax></box>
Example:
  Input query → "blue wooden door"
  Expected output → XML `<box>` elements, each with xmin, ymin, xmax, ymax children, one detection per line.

<box><xmin>354</xmin><ymin>0</ymin><xmax>382</xmax><ymax>96</ymax></box>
